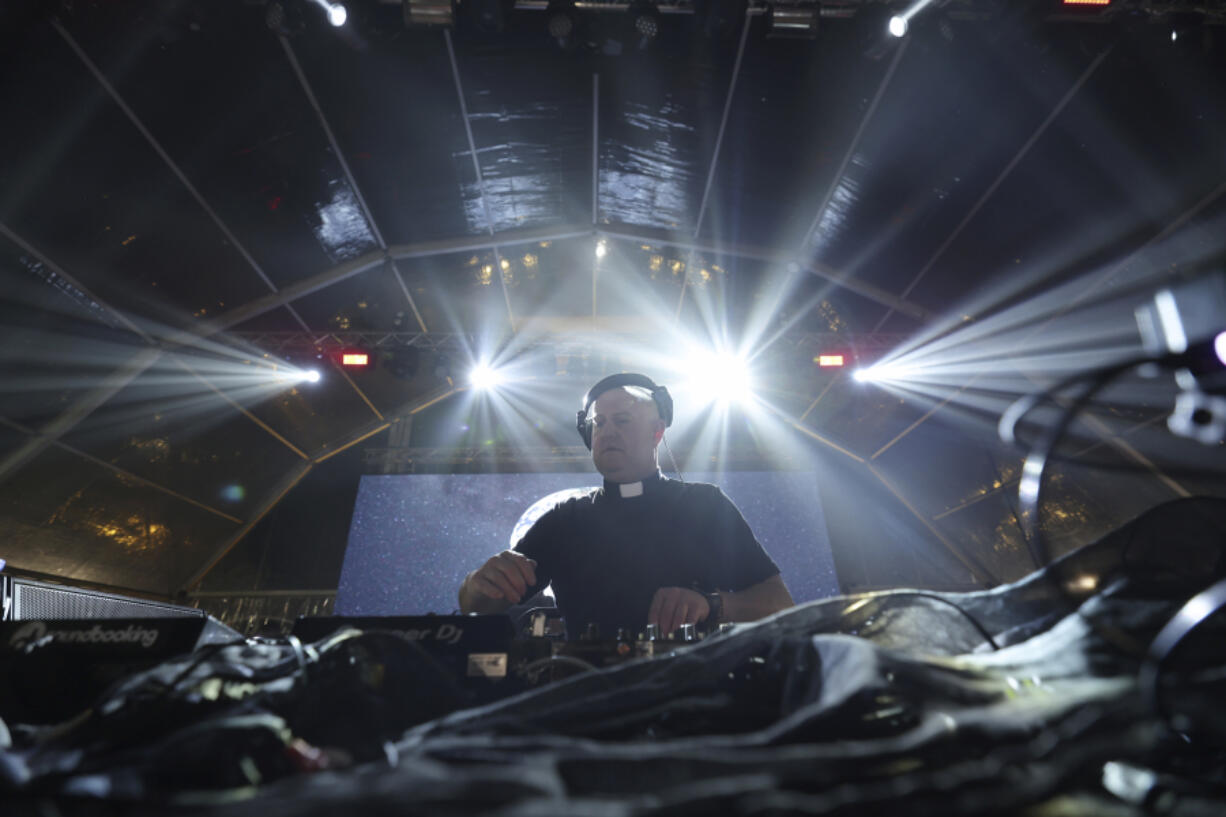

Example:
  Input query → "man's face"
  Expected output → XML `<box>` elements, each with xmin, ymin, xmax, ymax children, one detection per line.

<box><xmin>588</xmin><ymin>388</ymin><xmax>663</xmax><ymax>483</ymax></box>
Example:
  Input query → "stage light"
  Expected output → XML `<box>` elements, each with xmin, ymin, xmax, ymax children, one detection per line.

<box><xmin>277</xmin><ymin>367</ymin><xmax>322</xmax><ymax>384</ymax></box>
<box><xmin>547</xmin><ymin>0</ymin><xmax>576</xmax><ymax>43</ymax></box>
<box><xmin>817</xmin><ymin>355</ymin><xmax>845</xmax><ymax>368</ymax></box>
<box><xmin>308</xmin><ymin>0</ymin><xmax>347</xmax><ymax>26</ymax></box>
<box><xmin>769</xmin><ymin>4</ymin><xmax>819</xmax><ymax>39</ymax></box>
<box><xmin>852</xmin><ymin>368</ymin><xmax>872</xmax><ymax>383</ymax></box>
<box><xmin>888</xmin><ymin>15</ymin><xmax>907</xmax><ymax>37</ymax></box>
<box><xmin>1215</xmin><ymin>331</ymin><xmax>1226</xmax><ymax>367</ymax></box>
<box><xmin>470</xmin><ymin>363</ymin><xmax>505</xmax><ymax>391</ymax></box>
<box><xmin>595</xmin><ymin>239</ymin><xmax>608</xmax><ymax>259</ymax></box>
<box><xmin>1061</xmin><ymin>0</ymin><xmax>1110</xmax><ymax>5</ymax></box>
<box><xmin>629</xmin><ymin>0</ymin><xmax>661</xmax><ymax>46</ymax></box>
<box><xmin>341</xmin><ymin>352</ymin><xmax>370</xmax><ymax>368</ymax></box>
<box><xmin>688</xmin><ymin>350</ymin><xmax>753</xmax><ymax>405</ymax></box>
<box><xmin>404</xmin><ymin>0</ymin><xmax>455</xmax><ymax>28</ymax></box>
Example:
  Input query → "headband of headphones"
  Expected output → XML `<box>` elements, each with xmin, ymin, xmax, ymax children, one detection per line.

<box><xmin>576</xmin><ymin>373</ymin><xmax>674</xmax><ymax>450</ymax></box>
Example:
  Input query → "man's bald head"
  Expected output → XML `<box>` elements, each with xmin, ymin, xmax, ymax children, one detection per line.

<box><xmin>587</xmin><ymin>386</ymin><xmax>665</xmax><ymax>483</ymax></box>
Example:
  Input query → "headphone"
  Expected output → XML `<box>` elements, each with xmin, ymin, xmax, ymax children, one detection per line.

<box><xmin>576</xmin><ymin>373</ymin><xmax>674</xmax><ymax>450</ymax></box>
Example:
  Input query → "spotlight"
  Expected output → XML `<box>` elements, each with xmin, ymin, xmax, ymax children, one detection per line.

<box><xmin>546</xmin><ymin>0</ymin><xmax>576</xmax><ymax>44</ymax></box>
<box><xmin>852</xmin><ymin>368</ymin><xmax>873</xmax><ymax>383</ymax></box>
<box><xmin>404</xmin><ymin>0</ymin><xmax>456</xmax><ymax>28</ymax></box>
<box><xmin>308</xmin><ymin>0</ymin><xmax>347</xmax><ymax>27</ymax></box>
<box><xmin>1135</xmin><ymin>271</ymin><xmax>1226</xmax><ymax>393</ymax></box>
<box><xmin>470</xmin><ymin>363</ymin><xmax>505</xmax><ymax>391</ymax></box>
<box><xmin>888</xmin><ymin>15</ymin><xmax>908</xmax><ymax>37</ymax></box>
<box><xmin>304</xmin><ymin>369</ymin><xmax>322</xmax><ymax>383</ymax></box>
<box><xmin>769</xmin><ymin>4</ymin><xmax>818</xmax><ymax>39</ymax></box>
<box><xmin>595</xmin><ymin>239</ymin><xmax>608</xmax><ymax>259</ymax></box>
<box><xmin>628</xmin><ymin>0</ymin><xmax>661</xmax><ymax>47</ymax></box>
<box><xmin>688</xmin><ymin>350</ymin><xmax>753</xmax><ymax>405</ymax></box>
<box><xmin>337</xmin><ymin>348</ymin><xmax>372</xmax><ymax>369</ymax></box>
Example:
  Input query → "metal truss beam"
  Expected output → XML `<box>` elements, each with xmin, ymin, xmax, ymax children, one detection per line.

<box><xmin>445</xmin><ymin>29</ymin><xmax>516</xmax><ymax>329</ymax></box>
<box><xmin>279</xmin><ymin>34</ymin><xmax>429</xmax><ymax>337</ymax></box>
<box><xmin>175</xmin><ymin>384</ymin><xmax>457</xmax><ymax>594</ymax></box>
<box><xmin>599</xmin><ymin>225</ymin><xmax>934</xmax><ymax>320</ymax></box>
<box><xmin>188</xmin><ymin>224</ymin><xmax>596</xmax><ymax>343</ymax></box>
<box><xmin>0</xmin><ymin>346</ymin><xmax>162</xmax><ymax>487</ymax></box>
<box><xmin>802</xmin><ymin>36</ymin><xmax>909</xmax><ymax>252</ymax></box>
<box><xmin>52</xmin><ymin>19</ymin><xmax>313</xmax><ymax>333</ymax></box>
<box><xmin>676</xmin><ymin>6</ymin><xmax>751</xmax><ymax>318</ymax></box>
<box><xmin>872</xmin><ymin>46</ymin><xmax>1113</xmax><ymax>331</ymax></box>
<box><xmin>0</xmin><ymin>415</ymin><xmax>242</xmax><ymax>525</ymax></box>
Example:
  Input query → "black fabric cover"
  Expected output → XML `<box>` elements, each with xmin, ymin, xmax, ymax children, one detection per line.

<box><xmin>2</xmin><ymin>497</ymin><xmax>1225</xmax><ymax>816</ymax></box>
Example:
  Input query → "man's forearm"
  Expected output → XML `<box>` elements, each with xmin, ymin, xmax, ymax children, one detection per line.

<box><xmin>720</xmin><ymin>574</ymin><xmax>794</xmax><ymax>623</ymax></box>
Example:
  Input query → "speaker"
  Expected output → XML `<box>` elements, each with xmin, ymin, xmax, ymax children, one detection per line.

<box><xmin>1</xmin><ymin>578</ymin><xmax>237</xmax><ymax>724</ymax></box>
<box><xmin>6</xmin><ymin>576</ymin><xmax>203</xmax><ymax>621</ymax></box>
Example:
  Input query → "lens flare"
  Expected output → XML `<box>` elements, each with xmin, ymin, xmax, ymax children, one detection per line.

<box><xmin>688</xmin><ymin>350</ymin><xmax>753</xmax><ymax>405</ymax></box>
<box><xmin>470</xmin><ymin>364</ymin><xmax>505</xmax><ymax>391</ymax></box>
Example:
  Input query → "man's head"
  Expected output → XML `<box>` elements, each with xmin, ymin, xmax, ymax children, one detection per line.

<box><xmin>586</xmin><ymin>385</ymin><xmax>665</xmax><ymax>483</ymax></box>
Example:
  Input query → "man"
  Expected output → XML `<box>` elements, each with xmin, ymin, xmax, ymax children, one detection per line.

<box><xmin>458</xmin><ymin>373</ymin><xmax>794</xmax><ymax>636</ymax></box>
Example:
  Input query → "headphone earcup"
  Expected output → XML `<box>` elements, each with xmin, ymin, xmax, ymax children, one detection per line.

<box><xmin>576</xmin><ymin>409</ymin><xmax>592</xmax><ymax>450</ymax></box>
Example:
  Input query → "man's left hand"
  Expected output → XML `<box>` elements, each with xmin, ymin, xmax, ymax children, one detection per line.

<box><xmin>648</xmin><ymin>586</ymin><xmax>710</xmax><ymax>636</ymax></box>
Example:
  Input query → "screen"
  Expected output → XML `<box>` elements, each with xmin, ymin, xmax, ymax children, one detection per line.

<box><xmin>337</xmin><ymin>471</ymin><xmax>839</xmax><ymax>616</ymax></box>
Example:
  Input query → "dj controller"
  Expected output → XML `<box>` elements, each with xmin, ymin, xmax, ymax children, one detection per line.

<box><xmin>0</xmin><ymin>611</ymin><xmax>724</xmax><ymax>725</ymax></box>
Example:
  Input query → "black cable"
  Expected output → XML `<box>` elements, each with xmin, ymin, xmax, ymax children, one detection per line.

<box><xmin>1003</xmin><ymin>349</ymin><xmax>1226</xmax><ymax>677</ymax></box>
<box><xmin>998</xmin><ymin>354</ymin><xmax>1162</xmax><ymax>447</ymax></box>
<box><xmin>1140</xmin><ymin>577</ymin><xmax>1226</xmax><ymax>727</ymax></box>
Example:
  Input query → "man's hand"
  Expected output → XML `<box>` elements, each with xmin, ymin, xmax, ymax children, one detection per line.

<box><xmin>464</xmin><ymin>550</ymin><xmax>538</xmax><ymax>608</ymax></box>
<box><xmin>648</xmin><ymin>586</ymin><xmax>710</xmax><ymax>635</ymax></box>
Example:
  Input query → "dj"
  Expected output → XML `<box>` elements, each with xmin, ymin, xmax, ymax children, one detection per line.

<box><xmin>458</xmin><ymin>373</ymin><xmax>794</xmax><ymax>637</ymax></box>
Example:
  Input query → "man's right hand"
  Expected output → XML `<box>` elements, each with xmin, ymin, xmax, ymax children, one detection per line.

<box><xmin>461</xmin><ymin>550</ymin><xmax>538</xmax><ymax>610</ymax></box>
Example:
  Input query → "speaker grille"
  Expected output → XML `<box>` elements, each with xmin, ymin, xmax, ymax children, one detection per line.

<box><xmin>12</xmin><ymin>579</ymin><xmax>202</xmax><ymax>621</ymax></box>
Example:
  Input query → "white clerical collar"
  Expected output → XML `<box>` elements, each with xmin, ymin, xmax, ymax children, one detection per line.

<box><xmin>619</xmin><ymin>481</ymin><xmax>645</xmax><ymax>498</ymax></box>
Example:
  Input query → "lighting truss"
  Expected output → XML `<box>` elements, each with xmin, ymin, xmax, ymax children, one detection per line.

<box><xmin>231</xmin><ymin>331</ymin><xmax>913</xmax><ymax>358</ymax></box>
<box><xmin>505</xmin><ymin>0</ymin><xmax>1226</xmax><ymax>26</ymax></box>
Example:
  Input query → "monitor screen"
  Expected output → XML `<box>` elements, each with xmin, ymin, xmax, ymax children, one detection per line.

<box><xmin>337</xmin><ymin>471</ymin><xmax>839</xmax><ymax>617</ymax></box>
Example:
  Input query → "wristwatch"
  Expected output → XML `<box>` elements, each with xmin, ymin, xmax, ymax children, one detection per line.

<box><xmin>704</xmin><ymin>590</ymin><xmax>723</xmax><ymax>625</ymax></box>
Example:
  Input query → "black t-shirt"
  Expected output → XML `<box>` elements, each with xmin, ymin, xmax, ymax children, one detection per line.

<box><xmin>513</xmin><ymin>472</ymin><xmax>780</xmax><ymax>636</ymax></box>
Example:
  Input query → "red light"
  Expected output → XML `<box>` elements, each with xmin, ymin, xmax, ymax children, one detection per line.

<box><xmin>341</xmin><ymin>353</ymin><xmax>369</xmax><ymax>367</ymax></box>
<box><xmin>817</xmin><ymin>355</ymin><xmax>845</xmax><ymax>367</ymax></box>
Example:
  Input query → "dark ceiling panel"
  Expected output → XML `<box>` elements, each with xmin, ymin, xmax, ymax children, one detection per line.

<box><xmin>0</xmin><ymin>244</ymin><xmax>152</xmax><ymax>427</ymax></box>
<box><xmin>285</xmin><ymin>21</ymin><xmax>478</xmax><ymax>245</ymax></box>
<box><xmin>0</xmin><ymin>18</ymin><xmax>273</xmax><ymax>330</ymax></box>
<box><xmin>910</xmin><ymin>35</ymin><xmax>1226</xmax><ymax>311</ymax></box>
<box><xmin>52</xmin><ymin>2</ymin><xmax>375</xmax><ymax>290</ymax></box>
<box><xmin>230</xmin><ymin>306</ymin><xmax>315</xmax><ymax>333</ymax></box>
<box><xmin>455</xmin><ymin>24</ymin><xmax>595</xmax><ymax>233</ymax></box>
<box><xmin>815</xmin><ymin>24</ymin><xmax>1110</xmax><ymax>301</ymax></box>
<box><xmin>597</xmin><ymin>22</ymin><xmax>740</xmax><ymax>236</ymax></box>
<box><xmin>0</xmin><ymin>445</ymin><xmax>238</xmax><ymax>593</ymax></box>
<box><xmin>702</xmin><ymin>21</ymin><xmax>898</xmax><ymax>253</ymax></box>
<box><xmin>291</xmin><ymin>262</ymin><xmax>411</xmax><ymax>331</ymax></box>
<box><xmin>58</xmin><ymin>357</ymin><xmax>309</xmax><ymax>520</ymax></box>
